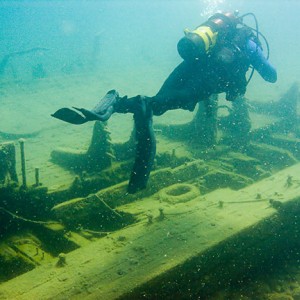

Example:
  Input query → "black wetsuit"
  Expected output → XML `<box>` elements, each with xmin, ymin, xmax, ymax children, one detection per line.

<box><xmin>121</xmin><ymin>29</ymin><xmax>277</xmax><ymax>193</ymax></box>
<box><xmin>52</xmin><ymin>28</ymin><xmax>277</xmax><ymax>193</ymax></box>
<box><xmin>151</xmin><ymin>30</ymin><xmax>277</xmax><ymax>116</ymax></box>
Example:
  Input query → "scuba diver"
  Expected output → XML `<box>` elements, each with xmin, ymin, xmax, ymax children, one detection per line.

<box><xmin>52</xmin><ymin>11</ymin><xmax>277</xmax><ymax>194</ymax></box>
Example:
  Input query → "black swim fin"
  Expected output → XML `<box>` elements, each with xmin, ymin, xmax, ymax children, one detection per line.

<box><xmin>51</xmin><ymin>90</ymin><xmax>120</xmax><ymax>124</ymax></box>
<box><xmin>72</xmin><ymin>106</ymin><xmax>114</xmax><ymax>122</ymax></box>
<box><xmin>51</xmin><ymin>108</ymin><xmax>88</xmax><ymax>125</ymax></box>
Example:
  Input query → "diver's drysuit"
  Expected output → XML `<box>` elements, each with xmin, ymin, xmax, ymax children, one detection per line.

<box><xmin>52</xmin><ymin>12</ymin><xmax>277</xmax><ymax>193</ymax></box>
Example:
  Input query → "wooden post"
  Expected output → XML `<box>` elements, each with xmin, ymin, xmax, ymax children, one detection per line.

<box><xmin>192</xmin><ymin>94</ymin><xmax>218</xmax><ymax>147</ymax></box>
<box><xmin>19</xmin><ymin>139</ymin><xmax>27</xmax><ymax>187</ymax></box>
<box><xmin>0</xmin><ymin>141</ymin><xmax>18</xmax><ymax>184</ymax></box>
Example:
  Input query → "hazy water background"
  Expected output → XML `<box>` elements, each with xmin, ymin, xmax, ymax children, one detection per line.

<box><xmin>1</xmin><ymin>0</ymin><xmax>299</xmax><ymax>84</ymax></box>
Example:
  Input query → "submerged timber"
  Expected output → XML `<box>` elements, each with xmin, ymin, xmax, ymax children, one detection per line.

<box><xmin>0</xmin><ymin>82</ymin><xmax>299</xmax><ymax>299</ymax></box>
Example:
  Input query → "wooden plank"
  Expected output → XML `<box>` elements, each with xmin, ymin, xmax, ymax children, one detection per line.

<box><xmin>0</xmin><ymin>163</ymin><xmax>300</xmax><ymax>300</ymax></box>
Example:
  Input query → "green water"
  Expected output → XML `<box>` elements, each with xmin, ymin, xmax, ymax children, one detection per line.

<box><xmin>0</xmin><ymin>1</ymin><xmax>300</xmax><ymax>299</ymax></box>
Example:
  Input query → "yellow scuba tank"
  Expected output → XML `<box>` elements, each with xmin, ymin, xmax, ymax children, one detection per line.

<box><xmin>177</xmin><ymin>12</ymin><xmax>239</xmax><ymax>61</ymax></box>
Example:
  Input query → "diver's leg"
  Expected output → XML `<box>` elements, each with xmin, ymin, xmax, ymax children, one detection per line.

<box><xmin>151</xmin><ymin>61</ymin><xmax>203</xmax><ymax>116</ymax></box>
<box><xmin>125</xmin><ymin>62</ymin><xmax>205</xmax><ymax>192</ymax></box>
<box><xmin>80</xmin><ymin>93</ymin><xmax>157</xmax><ymax>193</ymax></box>
<box><xmin>52</xmin><ymin>61</ymin><xmax>202</xmax><ymax>124</ymax></box>
<box><xmin>52</xmin><ymin>90</ymin><xmax>152</xmax><ymax>124</ymax></box>
<box><xmin>123</xmin><ymin>61</ymin><xmax>200</xmax><ymax>191</ymax></box>
<box><xmin>125</xmin><ymin>62</ymin><xmax>203</xmax><ymax>192</ymax></box>
<box><xmin>127</xmin><ymin>96</ymin><xmax>156</xmax><ymax>193</ymax></box>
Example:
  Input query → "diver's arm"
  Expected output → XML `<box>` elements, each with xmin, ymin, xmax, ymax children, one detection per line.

<box><xmin>246</xmin><ymin>39</ymin><xmax>277</xmax><ymax>83</ymax></box>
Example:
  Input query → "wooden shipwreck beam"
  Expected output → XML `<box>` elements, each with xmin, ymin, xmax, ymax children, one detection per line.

<box><xmin>0</xmin><ymin>163</ymin><xmax>299</xmax><ymax>299</ymax></box>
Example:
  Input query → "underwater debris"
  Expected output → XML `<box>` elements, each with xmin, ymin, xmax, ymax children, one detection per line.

<box><xmin>154</xmin><ymin>94</ymin><xmax>218</xmax><ymax>148</ymax></box>
<box><xmin>92</xmin><ymin>193</ymin><xmax>122</xmax><ymax>219</ymax></box>
<box><xmin>256</xmin><ymin>193</ymin><xmax>262</xmax><ymax>200</ymax></box>
<box><xmin>80</xmin><ymin>229</ymin><xmax>111</xmax><ymax>238</ymax></box>
<box><xmin>32</xmin><ymin>63</ymin><xmax>46</xmax><ymax>79</ymax></box>
<box><xmin>157</xmin><ymin>208</ymin><xmax>165</xmax><ymax>220</ymax></box>
<box><xmin>146</xmin><ymin>213</ymin><xmax>153</xmax><ymax>225</ymax></box>
<box><xmin>70</xmin><ymin>175</ymin><xmax>83</xmax><ymax>193</ymax></box>
<box><xmin>51</xmin><ymin>121</ymin><xmax>114</xmax><ymax>172</ymax></box>
<box><xmin>0</xmin><ymin>141</ymin><xmax>18</xmax><ymax>184</ymax></box>
<box><xmin>34</xmin><ymin>167</ymin><xmax>40</xmax><ymax>187</ymax></box>
<box><xmin>86</xmin><ymin>121</ymin><xmax>115</xmax><ymax>171</ymax></box>
<box><xmin>117</xmin><ymin>235</ymin><xmax>126</xmax><ymax>242</ymax></box>
<box><xmin>221</xmin><ymin>96</ymin><xmax>251</xmax><ymax>151</ymax></box>
<box><xmin>11</xmin><ymin>238</ymin><xmax>40</xmax><ymax>248</ymax></box>
<box><xmin>56</xmin><ymin>253</ymin><xmax>67</xmax><ymax>267</ymax></box>
<box><xmin>33</xmin><ymin>247</ymin><xmax>44</xmax><ymax>260</ymax></box>
<box><xmin>218</xmin><ymin>200</ymin><xmax>224</xmax><ymax>208</ymax></box>
<box><xmin>285</xmin><ymin>175</ymin><xmax>293</xmax><ymax>188</ymax></box>
<box><xmin>269</xmin><ymin>199</ymin><xmax>283</xmax><ymax>210</ymax></box>
<box><xmin>170</xmin><ymin>149</ymin><xmax>177</xmax><ymax>168</ymax></box>
<box><xmin>250</xmin><ymin>83</ymin><xmax>299</xmax><ymax>140</ymax></box>
<box><xmin>275</xmin><ymin>82</ymin><xmax>299</xmax><ymax>122</ymax></box>
<box><xmin>0</xmin><ymin>130</ymin><xmax>42</xmax><ymax>140</ymax></box>
<box><xmin>159</xmin><ymin>183</ymin><xmax>200</xmax><ymax>204</ymax></box>
<box><xmin>249</xmin><ymin>82</ymin><xmax>298</xmax><ymax>120</ymax></box>
<box><xmin>283</xmin><ymin>175</ymin><xmax>300</xmax><ymax>189</ymax></box>
<box><xmin>224</xmin><ymin>198</ymin><xmax>270</xmax><ymax>205</ymax></box>
<box><xmin>19</xmin><ymin>138</ymin><xmax>27</xmax><ymax>188</ymax></box>
<box><xmin>0</xmin><ymin>206</ymin><xmax>60</xmax><ymax>225</ymax></box>
<box><xmin>0</xmin><ymin>47</ymin><xmax>49</xmax><ymax>76</ymax></box>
